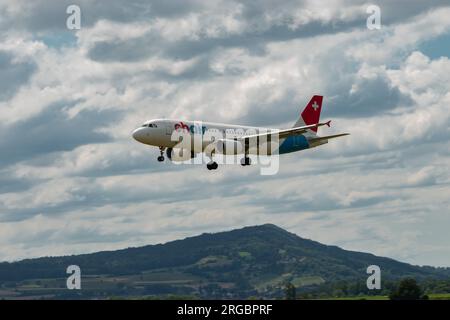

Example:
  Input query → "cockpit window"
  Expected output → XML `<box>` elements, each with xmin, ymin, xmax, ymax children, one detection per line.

<box><xmin>142</xmin><ymin>123</ymin><xmax>158</xmax><ymax>128</ymax></box>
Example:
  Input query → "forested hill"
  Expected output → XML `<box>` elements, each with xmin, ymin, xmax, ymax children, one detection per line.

<box><xmin>0</xmin><ymin>224</ymin><xmax>448</xmax><ymax>299</ymax></box>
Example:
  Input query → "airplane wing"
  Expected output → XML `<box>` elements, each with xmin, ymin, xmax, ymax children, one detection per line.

<box><xmin>238</xmin><ymin>120</ymin><xmax>332</xmax><ymax>141</ymax></box>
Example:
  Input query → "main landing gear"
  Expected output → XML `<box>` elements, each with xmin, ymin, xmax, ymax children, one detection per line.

<box><xmin>207</xmin><ymin>161</ymin><xmax>218</xmax><ymax>170</ymax></box>
<box><xmin>241</xmin><ymin>156</ymin><xmax>251</xmax><ymax>166</ymax></box>
<box><xmin>206</xmin><ymin>157</ymin><xmax>250</xmax><ymax>170</ymax></box>
<box><xmin>157</xmin><ymin>147</ymin><xmax>165</xmax><ymax>162</ymax></box>
<box><xmin>206</xmin><ymin>156</ymin><xmax>250</xmax><ymax>170</ymax></box>
<box><xmin>241</xmin><ymin>139</ymin><xmax>251</xmax><ymax>167</ymax></box>
<box><xmin>205</xmin><ymin>149</ymin><xmax>218</xmax><ymax>170</ymax></box>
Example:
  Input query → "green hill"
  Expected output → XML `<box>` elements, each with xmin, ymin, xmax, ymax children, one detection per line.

<box><xmin>0</xmin><ymin>224</ymin><xmax>448</xmax><ymax>299</ymax></box>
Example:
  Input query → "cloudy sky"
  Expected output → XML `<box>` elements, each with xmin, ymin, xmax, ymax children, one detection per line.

<box><xmin>0</xmin><ymin>0</ymin><xmax>449</xmax><ymax>267</ymax></box>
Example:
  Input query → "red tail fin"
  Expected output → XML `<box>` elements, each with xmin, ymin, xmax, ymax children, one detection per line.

<box><xmin>301</xmin><ymin>95</ymin><xmax>323</xmax><ymax>133</ymax></box>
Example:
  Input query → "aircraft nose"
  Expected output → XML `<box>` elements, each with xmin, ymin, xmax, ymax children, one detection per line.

<box><xmin>132</xmin><ymin>128</ymin><xmax>145</xmax><ymax>142</ymax></box>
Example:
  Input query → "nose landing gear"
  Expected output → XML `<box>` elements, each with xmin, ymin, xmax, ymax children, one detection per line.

<box><xmin>157</xmin><ymin>146</ymin><xmax>166</xmax><ymax>162</ymax></box>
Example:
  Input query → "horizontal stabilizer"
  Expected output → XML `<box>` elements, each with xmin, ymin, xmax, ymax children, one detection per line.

<box><xmin>308</xmin><ymin>133</ymin><xmax>350</xmax><ymax>144</ymax></box>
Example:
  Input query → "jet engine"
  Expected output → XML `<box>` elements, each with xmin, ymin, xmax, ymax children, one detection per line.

<box><xmin>215</xmin><ymin>139</ymin><xmax>244</xmax><ymax>155</ymax></box>
<box><xmin>166</xmin><ymin>147</ymin><xmax>195</xmax><ymax>161</ymax></box>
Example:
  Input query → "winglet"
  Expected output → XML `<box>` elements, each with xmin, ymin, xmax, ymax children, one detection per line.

<box><xmin>325</xmin><ymin>120</ymin><xmax>331</xmax><ymax>127</ymax></box>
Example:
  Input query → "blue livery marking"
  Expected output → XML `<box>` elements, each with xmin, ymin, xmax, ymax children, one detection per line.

<box><xmin>278</xmin><ymin>135</ymin><xmax>310</xmax><ymax>154</ymax></box>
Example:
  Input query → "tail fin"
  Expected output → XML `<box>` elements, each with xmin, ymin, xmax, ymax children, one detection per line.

<box><xmin>293</xmin><ymin>95</ymin><xmax>323</xmax><ymax>134</ymax></box>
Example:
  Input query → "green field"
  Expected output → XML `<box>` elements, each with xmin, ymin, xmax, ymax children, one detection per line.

<box><xmin>324</xmin><ymin>293</ymin><xmax>450</xmax><ymax>300</ymax></box>
<box><xmin>428</xmin><ymin>293</ymin><xmax>450</xmax><ymax>300</ymax></box>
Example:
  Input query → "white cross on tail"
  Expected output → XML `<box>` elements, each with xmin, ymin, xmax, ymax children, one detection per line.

<box><xmin>312</xmin><ymin>101</ymin><xmax>319</xmax><ymax>111</ymax></box>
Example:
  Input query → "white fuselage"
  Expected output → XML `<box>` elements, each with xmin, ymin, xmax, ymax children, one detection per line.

<box><xmin>132</xmin><ymin>118</ymin><xmax>318</xmax><ymax>157</ymax></box>
<box><xmin>131</xmin><ymin>96</ymin><xmax>348</xmax><ymax>170</ymax></box>
<box><xmin>133</xmin><ymin>119</ymin><xmax>276</xmax><ymax>152</ymax></box>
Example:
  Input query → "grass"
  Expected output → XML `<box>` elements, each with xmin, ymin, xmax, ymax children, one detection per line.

<box><xmin>428</xmin><ymin>293</ymin><xmax>450</xmax><ymax>300</ymax></box>
<box><xmin>238</xmin><ymin>251</ymin><xmax>252</xmax><ymax>259</ymax></box>
<box><xmin>196</xmin><ymin>255</ymin><xmax>231</xmax><ymax>267</ymax></box>
<box><xmin>326</xmin><ymin>295</ymin><xmax>389</xmax><ymax>300</ymax></box>
<box><xmin>291</xmin><ymin>276</ymin><xmax>325</xmax><ymax>287</ymax></box>
<box><xmin>322</xmin><ymin>293</ymin><xmax>450</xmax><ymax>300</ymax></box>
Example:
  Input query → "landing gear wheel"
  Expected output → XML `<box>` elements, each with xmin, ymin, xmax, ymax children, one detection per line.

<box><xmin>207</xmin><ymin>162</ymin><xmax>218</xmax><ymax>170</ymax></box>
<box><xmin>158</xmin><ymin>146</ymin><xmax>166</xmax><ymax>162</ymax></box>
<box><xmin>241</xmin><ymin>157</ymin><xmax>251</xmax><ymax>166</ymax></box>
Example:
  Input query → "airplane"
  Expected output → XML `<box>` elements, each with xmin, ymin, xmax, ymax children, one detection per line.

<box><xmin>132</xmin><ymin>95</ymin><xmax>349</xmax><ymax>170</ymax></box>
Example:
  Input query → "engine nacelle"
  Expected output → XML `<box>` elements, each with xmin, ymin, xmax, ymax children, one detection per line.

<box><xmin>215</xmin><ymin>139</ymin><xmax>244</xmax><ymax>155</ymax></box>
<box><xmin>166</xmin><ymin>147</ymin><xmax>195</xmax><ymax>161</ymax></box>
